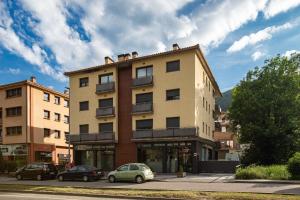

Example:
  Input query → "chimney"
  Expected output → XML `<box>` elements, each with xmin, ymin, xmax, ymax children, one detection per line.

<box><xmin>104</xmin><ymin>56</ymin><xmax>114</xmax><ymax>64</ymax></box>
<box><xmin>30</xmin><ymin>76</ymin><xmax>37</xmax><ymax>83</ymax></box>
<box><xmin>132</xmin><ymin>51</ymin><xmax>138</xmax><ymax>58</ymax></box>
<box><xmin>118</xmin><ymin>54</ymin><xmax>125</xmax><ymax>62</ymax></box>
<box><xmin>124</xmin><ymin>53</ymin><xmax>131</xmax><ymax>60</ymax></box>
<box><xmin>173</xmin><ymin>43</ymin><xmax>180</xmax><ymax>50</ymax></box>
<box><xmin>64</xmin><ymin>89</ymin><xmax>69</xmax><ymax>94</ymax></box>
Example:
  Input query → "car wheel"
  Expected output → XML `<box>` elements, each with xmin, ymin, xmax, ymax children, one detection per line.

<box><xmin>16</xmin><ymin>174</ymin><xmax>22</xmax><ymax>180</ymax></box>
<box><xmin>36</xmin><ymin>174</ymin><xmax>42</xmax><ymax>181</ymax></box>
<box><xmin>83</xmin><ymin>175</ymin><xmax>89</xmax><ymax>182</ymax></box>
<box><xmin>58</xmin><ymin>175</ymin><xmax>64</xmax><ymax>181</ymax></box>
<box><xmin>135</xmin><ymin>175</ymin><xmax>144</xmax><ymax>184</ymax></box>
<box><xmin>108</xmin><ymin>175</ymin><xmax>115</xmax><ymax>183</ymax></box>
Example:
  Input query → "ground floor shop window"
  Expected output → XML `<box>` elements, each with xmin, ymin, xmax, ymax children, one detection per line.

<box><xmin>35</xmin><ymin>151</ymin><xmax>52</xmax><ymax>162</ymax></box>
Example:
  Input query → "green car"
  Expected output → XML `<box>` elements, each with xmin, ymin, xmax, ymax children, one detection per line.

<box><xmin>107</xmin><ymin>163</ymin><xmax>154</xmax><ymax>184</ymax></box>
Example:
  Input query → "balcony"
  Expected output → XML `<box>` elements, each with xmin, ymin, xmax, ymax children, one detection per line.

<box><xmin>96</xmin><ymin>82</ymin><xmax>115</xmax><ymax>94</ymax></box>
<box><xmin>133</xmin><ymin>127</ymin><xmax>198</xmax><ymax>141</ymax></box>
<box><xmin>0</xmin><ymin>136</ymin><xmax>2</xmax><ymax>143</ymax></box>
<box><xmin>69</xmin><ymin>132</ymin><xmax>115</xmax><ymax>144</ymax></box>
<box><xmin>96</xmin><ymin>107</ymin><xmax>115</xmax><ymax>118</ymax></box>
<box><xmin>132</xmin><ymin>76</ymin><xmax>153</xmax><ymax>88</ymax></box>
<box><xmin>132</xmin><ymin>102</ymin><xmax>153</xmax><ymax>114</ymax></box>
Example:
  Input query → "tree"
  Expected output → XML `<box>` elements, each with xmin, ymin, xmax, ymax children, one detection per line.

<box><xmin>229</xmin><ymin>54</ymin><xmax>300</xmax><ymax>165</ymax></box>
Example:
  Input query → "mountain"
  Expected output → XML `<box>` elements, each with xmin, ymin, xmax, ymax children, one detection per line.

<box><xmin>216</xmin><ymin>89</ymin><xmax>232</xmax><ymax>111</ymax></box>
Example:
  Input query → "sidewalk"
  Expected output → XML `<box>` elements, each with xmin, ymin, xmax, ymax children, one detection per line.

<box><xmin>154</xmin><ymin>173</ymin><xmax>235</xmax><ymax>183</ymax></box>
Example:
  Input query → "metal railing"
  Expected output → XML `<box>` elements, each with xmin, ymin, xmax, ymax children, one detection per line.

<box><xmin>96</xmin><ymin>82</ymin><xmax>115</xmax><ymax>94</ymax></box>
<box><xmin>69</xmin><ymin>132</ymin><xmax>115</xmax><ymax>143</ymax></box>
<box><xmin>132</xmin><ymin>76</ymin><xmax>153</xmax><ymax>87</ymax></box>
<box><xmin>96</xmin><ymin>106</ymin><xmax>115</xmax><ymax>117</ymax></box>
<box><xmin>132</xmin><ymin>102</ymin><xmax>153</xmax><ymax>114</ymax></box>
<box><xmin>133</xmin><ymin>127</ymin><xmax>198</xmax><ymax>139</ymax></box>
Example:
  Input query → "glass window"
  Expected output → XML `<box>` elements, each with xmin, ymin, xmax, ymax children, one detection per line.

<box><xmin>166</xmin><ymin>60</ymin><xmax>180</xmax><ymax>72</ymax></box>
<box><xmin>44</xmin><ymin>128</ymin><xmax>50</xmax><ymax>137</ymax></box>
<box><xmin>54</xmin><ymin>96</ymin><xmax>60</xmax><ymax>104</ymax></box>
<box><xmin>166</xmin><ymin>89</ymin><xmax>180</xmax><ymax>101</ymax></box>
<box><xmin>64</xmin><ymin>99</ymin><xmax>69</xmax><ymax>107</ymax></box>
<box><xmin>118</xmin><ymin>164</ymin><xmax>129</xmax><ymax>171</ymax></box>
<box><xmin>44</xmin><ymin>110</ymin><xmax>50</xmax><ymax>119</ymax></box>
<box><xmin>79</xmin><ymin>77</ymin><xmax>89</xmax><ymax>87</ymax></box>
<box><xmin>79</xmin><ymin>101</ymin><xmax>89</xmax><ymax>111</ymax></box>
<box><xmin>44</xmin><ymin>93</ymin><xmax>50</xmax><ymax>101</ymax></box>
<box><xmin>6</xmin><ymin>88</ymin><xmax>22</xmax><ymax>98</ymax></box>
<box><xmin>136</xmin><ymin>66</ymin><xmax>153</xmax><ymax>78</ymax></box>
<box><xmin>136</xmin><ymin>119</ymin><xmax>153</xmax><ymax>130</ymax></box>
<box><xmin>99</xmin><ymin>98</ymin><xmax>113</xmax><ymax>108</ymax></box>
<box><xmin>54</xmin><ymin>113</ymin><xmax>60</xmax><ymax>121</ymax></box>
<box><xmin>99</xmin><ymin>123</ymin><xmax>113</xmax><ymax>133</ymax></box>
<box><xmin>166</xmin><ymin>117</ymin><xmax>180</xmax><ymax>129</ymax></box>
<box><xmin>136</xmin><ymin>93</ymin><xmax>153</xmax><ymax>104</ymax></box>
<box><xmin>129</xmin><ymin>164</ymin><xmax>139</xmax><ymax>171</ymax></box>
<box><xmin>6</xmin><ymin>126</ymin><xmax>22</xmax><ymax>136</ymax></box>
<box><xmin>99</xmin><ymin>73</ymin><xmax>113</xmax><ymax>84</ymax></box>
<box><xmin>64</xmin><ymin>115</ymin><xmax>69</xmax><ymax>124</ymax></box>
<box><xmin>54</xmin><ymin>130</ymin><xmax>61</xmax><ymax>139</ymax></box>
<box><xmin>80</xmin><ymin>124</ymin><xmax>89</xmax><ymax>134</ymax></box>
<box><xmin>6</xmin><ymin>107</ymin><xmax>22</xmax><ymax>117</ymax></box>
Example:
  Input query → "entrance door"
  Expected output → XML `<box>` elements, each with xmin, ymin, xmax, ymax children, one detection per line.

<box><xmin>166</xmin><ymin>147</ymin><xmax>178</xmax><ymax>173</ymax></box>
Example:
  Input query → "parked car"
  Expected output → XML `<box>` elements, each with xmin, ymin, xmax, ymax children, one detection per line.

<box><xmin>16</xmin><ymin>162</ymin><xmax>58</xmax><ymax>181</ymax></box>
<box><xmin>107</xmin><ymin>163</ymin><xmax>154</xmax><ymax>184</ymax></box>
<box><xmin>57</xmin><ymin>165</ymin><xmax>104</xmax><ymax>182</ymax></box>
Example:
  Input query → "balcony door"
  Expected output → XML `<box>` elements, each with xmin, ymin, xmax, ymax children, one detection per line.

<box><xmin>136</xmin><ymin>93</ymin><xmax>153</xmax><ymax>104</ymax></box>
<box><xmin>136</xmin><ymin>66</ymin><xmax>153</xmax><ymax>78</ymax></box>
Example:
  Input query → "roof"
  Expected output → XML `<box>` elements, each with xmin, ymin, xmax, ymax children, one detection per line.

<box><xmin>64</xmin><ymin>44</ymin><xmax>222</xmax><ymax>96</ymax></box>
<box><xmin>0</xmin><ymin>80</ymin><xmax>69</xmax><ymax>99</ymax></box>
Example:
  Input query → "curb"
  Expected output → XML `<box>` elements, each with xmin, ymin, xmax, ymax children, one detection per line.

<box><xmin>0</xmin><ymin>189</ymin><xmax>185</xmax><ymax>200</ymax></box>
<box><xmin>229</xmin><ymin>180</ymin><xmax>300</xmax><ymax>184</ymax></box>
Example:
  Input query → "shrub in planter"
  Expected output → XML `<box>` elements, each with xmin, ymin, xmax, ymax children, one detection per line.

<box><xmin>177</xmin><ymin>165</ymin><xmax>186</xmax><ymax>178</ymax></box>
<box><xmin>287</xmin><ymin>152</ymin><xmax>300</xmax><ymax>180</ymax></box>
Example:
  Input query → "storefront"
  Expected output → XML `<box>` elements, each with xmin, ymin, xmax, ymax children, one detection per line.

<box><xmin>74</xmin><ymin>144</ymin><xmax>115</xmax><ymax>171</ymax></box>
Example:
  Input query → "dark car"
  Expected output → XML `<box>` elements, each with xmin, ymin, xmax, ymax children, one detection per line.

<box><xmin>57</xmin><ymin>165</ymin><xmax>104</xmax><ymax>182</ymax></box>
<box><xmin>16</xmin><ymin>163</ymin><xmax>58</xmax><ymax>181</ymax></box>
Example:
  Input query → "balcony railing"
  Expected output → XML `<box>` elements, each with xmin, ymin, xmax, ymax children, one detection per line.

<box><xmin>133</xmin><ymin>128</ymin><xmax>197</xmax><ymax>139</ymax></box>
<box><xmin>96</xmin><ymin>82</ymin><xmax>115</xmax><ymax>94</ymax></box>
<box><xmin>0</xmin><ymin>136</ymin><xmax>2</xmax><ymax>143</ymax></box>
<box><xmin>96</xmin><ymin>106</ymin><xmax>115</xmax><ymax>118</ymax></box>
<box><xmin>132</xmin><ymin>102</ymin><xmax>153</xmax><ymax>114</ymax></box>
<box><xmin>69</xmin><ymin>132</ymin><xmax>115</xmax><ymax>143</ymax></box>
<box><xmin>132</xmin><ymin>76</ymin><xmax>153</xmax><ymax>88</ymax></box>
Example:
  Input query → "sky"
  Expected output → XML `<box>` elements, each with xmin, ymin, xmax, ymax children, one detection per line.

<box><xmin>0</xmin><ymin>0</ymin><xmax>300</xmax><ymax>92</ymax></box>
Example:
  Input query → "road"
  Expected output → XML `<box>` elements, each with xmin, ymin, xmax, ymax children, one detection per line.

<box><xmin>0</xmin><ymin>177</ymin><xmax>299</xmax><ymax>195</ymax></box>
<box><xmin>0</xmin><ymin>192</ymin><xmax>133</xmax><ymax>200</ymax></box>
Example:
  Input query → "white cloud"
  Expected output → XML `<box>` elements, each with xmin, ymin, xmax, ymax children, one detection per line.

<box><xmin>8</xmin><ymin>68</ymin><xmax>21</xmax><ymax>75</ymax></box>
<box><xmin>227</xmin><ymin>22</ymin><xmax>294</xmax><ymax>53</ymax></box>
<box><xmin>264</xmin><ymin>0</ymin><xmax>300</xmax><ymax>19</ymax></box>
<box><xmin>283</xmin><ymin>49</ymin><xmax>300</xmax><ymax>58</ymax></box>
<box><xmin>251</xmin><ymin>51</ymin><xmax>265</xmax><ymax>61</ymax></box>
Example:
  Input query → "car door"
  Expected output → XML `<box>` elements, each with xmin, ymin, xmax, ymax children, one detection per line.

<box><xmin>22</xmin><ymin>164</ymin><xmax>32</xmax><ymax>179</ymax></box>
<box><xmin>129</xmin><ymin>164</ymin><xmax>140</xmax><ymax>181</ymax></box>
<box><xmin>115</xmin><ymin>164</ymin><xmax>129</xmax><ymax>181</ymax></box>
<box><xmin>65</xmin><ymin>166</ymin><xmax>78</xmax><ymax>180</ymax></box>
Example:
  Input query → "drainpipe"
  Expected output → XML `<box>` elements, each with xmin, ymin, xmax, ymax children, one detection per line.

<box><xmin>65</xmin><ymin>87</ymin><xmax>70</xmax><ymax>163</ymax></box>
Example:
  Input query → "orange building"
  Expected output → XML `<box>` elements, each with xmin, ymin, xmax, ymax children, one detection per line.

<box><xmin>0</xmin><ymin>77</ymin><xmax>71</xmax><ymax>165</ymax></box>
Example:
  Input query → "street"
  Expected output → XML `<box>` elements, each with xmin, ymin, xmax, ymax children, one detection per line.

<box><xmin>0</xmin><ymin>192</ymin><xmax>133</xmax><ymax>200</ymax></box>
<box><xmin>0</xmin><ymin>177</ymin><xmax>299</xmax><ymax>195</ymax></box>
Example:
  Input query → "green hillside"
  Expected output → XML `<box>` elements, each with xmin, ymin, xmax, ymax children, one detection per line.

<box><xmin>216</xmin><ymin>89</ymin><xmax>232</xmax><ymax>111</ymax></box>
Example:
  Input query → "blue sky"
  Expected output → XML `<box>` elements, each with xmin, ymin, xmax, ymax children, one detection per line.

<box><xmin>0</xmin><ymin>0</ymin><xmax>300</xmax><ymax>92</ymax></box>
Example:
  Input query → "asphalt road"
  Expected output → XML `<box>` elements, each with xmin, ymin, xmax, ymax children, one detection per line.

<box><xmin>0</xmin><ymin>192</ymin><xmax>133</xmax><ymax>200</ymax></box>
<box><xmin>0</xmin><ymin>177</ymin><xmax>299</xmax><ymax>195</ymax></box>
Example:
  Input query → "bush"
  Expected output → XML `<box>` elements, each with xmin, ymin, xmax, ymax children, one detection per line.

<box><xmin>287</xmin><ymin>152</ymin><xmax>300</xmax><ymax>180</ymax></box>
<box><xmin>0</xmin><ymin>160</ymin><xmax>18</xmax><ymax>173</ymax></box>
<box><xmin>235</xmin><ymin>165</ymin><xmax>289</xmax><ymax>180</ymax></box>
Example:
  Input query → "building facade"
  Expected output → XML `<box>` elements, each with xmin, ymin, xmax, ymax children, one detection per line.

<box><xmin>65</xmin><ymin>44</ymin><xmax>221</xmax><ymax>173</ymax></box>
<box><xmin>0</xmin><ymin>77</ymin><xmax>71</xmax><ymax>165</ymax></box>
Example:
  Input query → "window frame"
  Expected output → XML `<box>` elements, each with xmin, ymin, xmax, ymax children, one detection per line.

<box><xmin>79</xmin><ymin>101</ymin><xmax>89</xmax><ymax>111</ymax></box>
<box><xmin>166</xmin><ymin>117</ymin><xmax>180</xmax><ymax>129</ymax></box>
<box><xmin>166</xmin><ymin>60</ymin><xmax>180</xmax><ymax>72</ymax></box>
<box><xmin>44</xmin><ymin>128</ymin><xmax>50</xmax><ymax>138</ymax></box>
<box><xmin>99</xmin><ymin>122</ymin><xmax>113</xmax><ymax>133</ymax></box>
<box><xmin>166</xmin><ymin>89</ymin><xmax>180</xmax><ymax>101</ymax></box>
<box><xmin>44</xmin><ymin>110</ymin><xmax>50</xmax><ymax>120</ymax></box>
<box><xmin>6</xmin><ymin>126</ymin><xmax>22</xmax><ymax>136</ymax></box>
<box><xmin>43</xmin><ymin>92</ymin><xmax>50</xmax><ymax>102</ymax></box>
<box><xmin>54</xmin><ymin>96</ymin><xmax>60</xmax><ymax>105</ymax></box>
<box><xmin>136</xmin><ymin>65</ymin><xmax>153</xmax><ymax>78</ymax></box>
<box><xmin>98</xmin><ymin>98</ymin><xmax>113</xmax><ymax>108</ymax></box>
<box><xmin>6</xmin><ymin>88</ymin><xmax>22</xmax><ymax>98</ymax></box>
<box><xmin>6</xmin><ymin>107</ymin><xmax>22</xmax><ymax>117</ymax></box>
<box><xmin>136</xmin><ymin>119</ymin><xmax>153</xmax><ymax>130</ymax></box>
<box><xmin>54</xmin><ymin>113</ymin><xmax>61</xmax><ymax>122</ymax></box>
<box><xmin>79</xmin><ymin>77</ymin><xmax>89</xmax><ymax>87</ymax></box>
<box><xmin>99</xmin><ymin>73</ymin><xmax>113</xmax><ymax>84</ymax></box>
<box><xmin>79</xmin><ymin>124</ymin><xmax>89</xmax><ymax>134</ymax></box>
<box><xmin>136</xmin><ymin>92</ymin><xmax>153</xmax><ymax>104</ymax></box>
<box><xmin>54</xmin><ymin>130</ymin><xmax>61</xmax><ymax>139</ymax></box>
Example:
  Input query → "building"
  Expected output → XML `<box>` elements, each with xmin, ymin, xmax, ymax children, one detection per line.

<box><xmin>0</xmin><ymin>77</ymin><xmax>71</xmax><ymax>165</ymax></box>
<box><xmin>214</xmin><ymin>112</ymin><xmax>240</xmax><ymax>161</ymax></box>
<box><xmin>65</xmin><ymin>44</ymin><xmax>221</xmax><ymax>173</ymax></box>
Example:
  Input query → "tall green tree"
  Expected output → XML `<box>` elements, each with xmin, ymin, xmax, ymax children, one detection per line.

<box><xmin>229</xmin><ymin>54</ymin><xmax>300</xmax><ymax>165</ymax></box>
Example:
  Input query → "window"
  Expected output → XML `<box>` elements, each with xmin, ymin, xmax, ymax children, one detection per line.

<box><xmin>99</xmin><ymin>98</ymin><xmax>113</xmax><ymax>108</ymax></box>
<box><xmin>136</xmin><ymin>93</ymin><xmax>153</xmax><ymax>104</ymax></box>
<box><xmin>208</xmin><ymin>104</ymin><xmax>210</xmax><ymax>114</ymax></box>
<box><xmin>79</xmin><ymin>124</ymin><xmax>89</xmax><ymax>134</ymax></box>
<box><xmin>64</xmin><ymin>99</ymin><xmax>69</xmax><ymax>108</ymax></box>
<box><xmin>6</xmin><ymin>88</ymin><xmax>22</xmax><ymax>98</ymax></box>
<box><xmin>206</xmin><ymin>124</ymin><xmax>208</xmax><ymax>135</ymax></box>
<box><xmin>64</xmin><ymin>132</ymin><xmax>69</xmax><ymax>139</ymax></box>
<box><xmin>54</xmin><ymin>113</ymin><xmax>61</xmax><ymax>122</ymax></box>
<box><xmin>166</xmin><ymin>117</ymin><xmax>180</xmax><ymax>129</ymax></box>
<box><xmin>99</xmin><ymin>123</ymin><xmax>113</xmax><ymax>133</ymax></box>
<box><xmin>54</xmin><ymin>96</ymin><xmax>60</xmax><ymax>104</ymax></box>
<box><xmin>6</xmin><ymin>107</ymin><xmax>22</xmax><ymax>117</ymax></box>
<box><xmin>136</xmin><ymin>65</ymin><xmax>153</xmax><ymax>78</ymax></box>
<box><xmin>99</xmin><ymin>73</ymin><xmax>113</xmax><ymax>84</ymax></box>
<box><xmin>203</xmin><ymin>97</ymin><xmax>205</xmax><ymax>107</ymax></box>
<box><xmin>44</xmin><ymin>110</ymin><xmax>50</xmax><ymax>119</ymax></box>
<box><xmin>44</xmin><ymin>92</ymin><xmax>50</xmax><ymax>101</ymax></box>
<box><xmin>0</xmin><ymin>109</ymin><xmax>2</xmax><ymax>119</ymax></box>
<box><xmin>44</xmin><ymin>128</ymin><xmax>50</xmax><ymax>137</ymax></box>
<box><xmin>136</xmin><ymin>119</ymin><xmax>153</xmax><ymax>130</ymax></box>
<box><xmin>64</xmin><ymin>115</ymin><xmax>69</xmax><ymax>124</ymax></box>
<box><xmin>166</xmin><ymin>60</ymin><xmax>180</xmax><ymax>72</ymax></box>
<box><xmin>202</xmin><ymin>122</ymin><xmax>205</xmax><ymax>133</ymax></box>
<box><xmin>79</xmin><ymin>101</ymin><xmax>89</xmax><ymax>111</ymax></box>
<box><xmin>129</xmin><ymin>164</ymin><xmax>139</xmax><ymax>171</ymax></box>
<box><xmin>6</xmin><ymin>126</ymin><xmax>22</xmax><ymax>136</ymax></box>
<box><xmin>79</xmin><ymin>77</ymin><xmax>89</xmax><ymax>87</ymax></box>
<box><xmin>117</xmin><ymin>164</ymin><xmax>129</xmax><ymax>171</ymax></box>
<box><xmin>166</xmin><ymin>89</ymin><xmax>180</xmax><ymax>100</ymax></box>
<box><xmin>206</xmin><ymin>101</ymin><xmax>208</xmax><ymax>111</ymax></box>
<box><xmin>54</xmin><ymin>130</ymin><xmax>61</xmax><ymax>139</ymax></box>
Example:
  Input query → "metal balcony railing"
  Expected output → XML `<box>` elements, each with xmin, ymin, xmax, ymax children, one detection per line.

<box><xmin>96</xmin><ymin>107</ymin><xmax>115</xmax><ymax>117</ymax></box>
<box><xmin>96</xmin><ymin>82</ymin><xmax>115</xmax><ymax>94</ymax></box>
<box><xmin>69</xmin><ymin>132</ymin><xmax>115</xmax><ymax>143</ymax></box>
<box><xmin>132</xmin><ymin>76</ymin><xmax>153</xmax><ymax>87</ymax></box>
<box><xmin>133</xmin><ymin>127</ymin><xmax>197</xmax><ymax>139</ymax></box>
<box><xmin>132</xmin><ymin>102</ymin><xmax>153</xmax><ymax>114</ymax></box>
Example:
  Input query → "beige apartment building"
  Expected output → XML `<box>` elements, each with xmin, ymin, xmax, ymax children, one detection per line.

<box><xmin>0</xmin><ymin>77</ymin><xmax>71</xmax><ymax>165</ymax></box>
<box><xmin>65</xmin><ymin>44</ymin><xmax>221</xmax><ymax>173</ymax></box>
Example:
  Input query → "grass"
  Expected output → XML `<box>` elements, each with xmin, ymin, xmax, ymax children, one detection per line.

<box><xmin>0</xmin><ymin>184</ymin><xmax>299</xmax><ymax>200</ymax></box>
<box><xmin>235</xmin><ymin>165</ymin><xmax>290</xmax><ymax>180</ymax></box>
